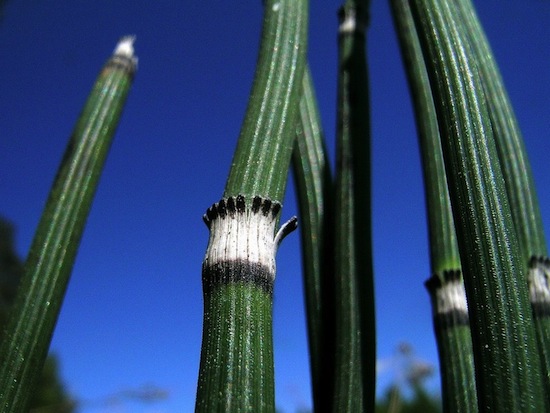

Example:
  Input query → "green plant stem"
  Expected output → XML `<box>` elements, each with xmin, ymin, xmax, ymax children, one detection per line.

<box><xmin>389</xmin><ymin>2</ymin><xmax>476</xmax><ymax>411</ymax></box>
<box><xmin>409</xmin><ymin>0</ymin><xmax>546</xmax><ymax>410</ymax></box>
<box><xmin>292</xmin><ymin>66</ymin><xmax>334</xmax><ymax>412</ymax></box>
<box><xmin>389</xmin><ymin>0</ymin><xmax>459</xmax><ymax>275</ymax></box>
<box><xmin>425</xmin><ymin>272</ymin><xmax>477</xmax><ymax>413</ymax></box>
<box><xmin>454</xmin><ymin>0</ymin><xmax>550</xmax><ymax>397</ymax></box>
<box><xmin>224</xmin><ymin>0</ymin><xmax>308</xmax><ymax>202</ymax></box>
<box><xmin>332</xmin><ymin>1</ymin><xmax>374</xmax><ymax>411</ymax></box>
<box><xmin>0</xmin><ymin>37</ymin><xmax>137</xmax><ymax>413</ymax></box>
<box><xmin>199</xmin><ymin>281</ymin><xmax>274</xmax><ymax>411</ymax></box>
<box><xmin>196</xmin><ymin>1</ymin><xmax>307</xmax><ymax>411</ymax></box>
<box><xmin>454</xmin><ymin>0</ymin><xmax>547</xmax><ymax>263</ymax></box>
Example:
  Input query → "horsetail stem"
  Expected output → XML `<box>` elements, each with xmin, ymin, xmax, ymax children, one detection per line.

<box><xmin>409</xmin><ymin>0</ymin><xmax>546</xmax><ymax>410</ymax></box>
<box><xmin>292</xmin><ymin>66</ymin><xmax>334</xmax><ymax>412</ymax></box>
<box><xmin>0</xmin><ymin>37</ymin><xmax>137</xmax><ymax>413</ymax></box>
<box><xmin>390</xmin><ymin>1</ymin><xmax>476</xmax><ymax>410</ymax></box>
<box><xmin>454</xmin><ymin>0</ymin><xmax>550</xmax><ymax>397</ymax></box>
<box><xmin>332</xmin><ymin>1</ymin><xmax>375</xmax><ymax>411</ymax></box>
<box><xmin>195</xmin><ymin>1</ymin><xmax>307</xmax><ymax>411</ymax></box>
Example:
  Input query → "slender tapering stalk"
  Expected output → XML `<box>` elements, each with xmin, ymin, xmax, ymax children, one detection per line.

<box><xmin>292</xmin><ymin>67</ymin><xmax>334</xmax><ymax>412</ymax></box>
<box><xmin>454</xmin><ymin>0</ymin><xmax>550</xmax><ymax>397</ymax></box>
<box><xmin>223</xmin><ymin>2</ymin><xmax>307</xmax><ymax>201</ymax></box>
<box><xmin>389</xmin><ymin>0</ymin><xmax>459</xmax><ymax>276</ymax></box>
<box><xmin>0</xmin><ymin>37</ymin><xmax>137</xmax><ymax>413</ymax></box>
<box><xmin>332</xmin><ymin>1</ymin><xmax>375</xmax><ymax>411</ymax></box>
<box><xmin>454</xmin><ymin>0</ymin><xmax>547</xmax><ymax>264</ymax></box>
<box><xmin>409</xmin><ymin>0</ymin><xmax>546</xmax><ymax>410</ymax></box>
<box><xmin>389</xmin><ymin>1</ymin><xmax>476</xmax><ymax>411</ymax></box>
<box><xmin>195</xmin><ymin>1</ymin><xmax>307</xmax><ymax>411</ymax></box>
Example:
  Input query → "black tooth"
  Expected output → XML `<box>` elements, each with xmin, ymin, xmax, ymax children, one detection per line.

<box><xmin>272</xmin><ymin>203</ymin><xmax>281</xmax><ymax>217</ymax></box>
<box><xmin>206</xmin><ymin>205</ymin><xmax>218</xmax><ymax>221</ymax></box>
<box><xmin>227</xmin><ymin>197</ymin><xmax>236</xmax><ymax>217</ymax></box>
<box><xmin>529</xmin><ymin>255</ymin><xmax>550</xmax><ymax>268</ymax></box>
<box><xmin>261</xmin><ymin>199</ymin><xmax>272</xmax><ymax>216</ymax></box>
<box><xmin>218</xmin><ymin>199</ymin><xmax>227</xmax><ymax>218</ymax></box>
<box><xmin>424</xmin><ymin>274</ymin><xmax>442</xmax><ymax>293</ymax></box>
<box><xmin>236</xmin><ymin>195</ymin><xmax>246</xmax><ymax>213</ymax></box>
<box><xmin>443</xmin><ymin>269</ymin><xmax>462</xmax><ymax>282</ymax></box>
<box><xmin>252</xmin><ymin>196</ymin><xmax>262</xmax><ymax>213</ymax></box>
<box><xmin>204</xmin><ymin>195</ymin><xmax>282</xmax><ymax>223</ymax></box>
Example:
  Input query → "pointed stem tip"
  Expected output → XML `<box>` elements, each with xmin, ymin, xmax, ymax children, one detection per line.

<box><xmin>114</xmin><ymin>35</ymin><xmax>136</xmax><ymax>58</ymax></box>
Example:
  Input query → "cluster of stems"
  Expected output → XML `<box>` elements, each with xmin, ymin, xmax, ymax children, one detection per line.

<box><xmin>2</xmin><ymin>2</ymin><xmax>547</xmax><ymax>413</ymax></box>
<box><xmin>390</xmin><ymin>1</ymin><xmax>476</xmax><ymax>411</ymax></box>
<box><xmin>392</xmin><ymin>0</ymin><xmax>549</xmax><ymax>411</ymax></box>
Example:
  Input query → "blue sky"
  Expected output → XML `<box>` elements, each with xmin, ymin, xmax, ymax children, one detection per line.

<box><xmin>1</xmin><ymin>1</ymin><xmax>549</xmax><ymax>412</ymax></box>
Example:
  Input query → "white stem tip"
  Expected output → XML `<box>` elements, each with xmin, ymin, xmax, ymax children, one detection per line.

<box><xmin>114</xmin><ymin>35</ymin><xmax>136</xmax><ymax>58</ymax></box>
<box><xmin>338</xmin><ymin>5</ymin><xmax>367</xmax><ymax>34</ymax></box>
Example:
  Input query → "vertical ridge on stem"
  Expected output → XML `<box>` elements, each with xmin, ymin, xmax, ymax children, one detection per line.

<box><xmin>390</xmin><ymin>1</ymin><xmax>476</xmax><ymax>410</ymax></box>
<box><xmin>196</xmin><ymin>1</ymin><xmax>307</xmax><ymax>411</ymax></box>
<box><xmin>410</xmin><ymin>0</ymin><xmax>546</xmax><ymax>410</ymax></box>
<box><xmin>0</xmin><ymin>37</ymin><xmax>137</xmax><ymax>412</ymax></box>
<box><xmin>333</xmin><ymin>0</ymin><xmax>375</xmax><ymax>411</ymax></box>
<box><xmin>292</xmin><ymin>67</ymin><xmax>335</xmax><ymax>412</ymax></box>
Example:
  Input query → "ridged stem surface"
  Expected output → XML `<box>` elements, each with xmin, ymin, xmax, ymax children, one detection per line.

<box><xmin>292</xmin><ymin>67</ymin><xmax>334</xmax><ymax>412</ymax></box>
<box><xmin>333</xmin><ymin>1</ymin><xmax>375</xmax><ymax>411</ymax></box>
<box><xmin>197</xmin><ymin>282</ymin><xmax>274</xmax><ymax>411</ymax></box>
<box><xmin>389</xmin><ymin>2</ymin><xmax>476</xmax><ymax>411</ymax></box>
<box><xmin>455</xmin><ymin>0</ymin><xmax>547</xmax><ymax>263</ymax></box>
<box><xmin>224</xmin><ymin>0</ymin><xmax>308</xmax><ymax>202</ymax></box>
<box><xmin>0</xmin><ymin>38</ymin><xmax>136</xmax><ymax>413</ymax></box>
<box><xmin>455</xmin><ymin>0</ymin><xmax>550</xmax><ymax>397</ymax></box>
<box><xmin>196</xmin><ymin>1</ymin><xmax>307</xmax><ymax>411</ymax></box>
<box><xmin>409</xmin><ymin>0</ymin><xmax>546</xmax><ymax>410</ymax></box>
<box><xmin>389</xmin><ymin>0</ymin><xmax>459</xmax><ymax>274</ymax></box>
